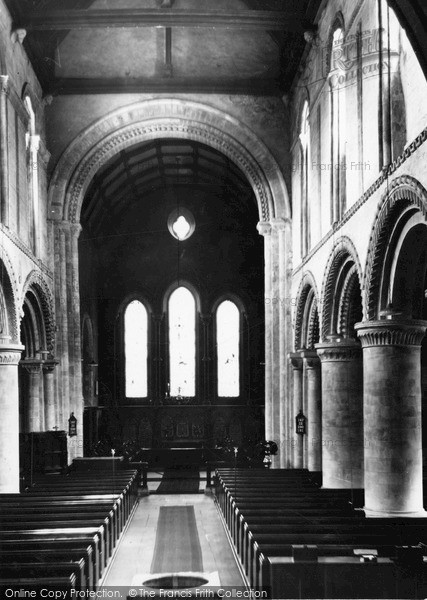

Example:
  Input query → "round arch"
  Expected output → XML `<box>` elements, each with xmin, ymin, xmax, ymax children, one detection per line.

<box><xmin>0</xmin><ymin>251</ymin><xmax>20</xmax><ymax>344</ymax></box>
<box><xmin>320</xmin><ymin>237</ymin><xmax>363</xmax><ymax>340</ymax></box>
<box><xmin>21</xmin><ymin>271</ymin><xmax>55</xmax><ymax>355</ymax></box>
<box><xmin>364</xmin><ymin>175</ymin><xmax>427</xmax><ymax>320</ymax></box>
<box><xmin>48</xmin><ymin>99</ymin><xmax>290</xmax><ymax>225</ymax></box>
<box><xmin>294</xmin><ymin>271</ymin><xmax>319</xmax><ymax>351</ymax></box>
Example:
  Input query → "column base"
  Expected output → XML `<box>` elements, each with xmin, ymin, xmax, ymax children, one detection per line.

<box><xmin>364</xmin><ymin>507</ymin><xmax>427</xmax><ymax>518</ymax></box>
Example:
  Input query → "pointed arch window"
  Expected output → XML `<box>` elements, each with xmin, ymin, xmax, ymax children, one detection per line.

<box><xmin>216</xmin><ymin>300</ymin><xmax>240</xmax><ymax>397</ymax></box>
<box><xmin>168</xmin><ymin>286</ymin><xmax>196</xmax><ymax>397</ymax></box>
<box><xmin>124</xmin><ymin>300</ymin><xmax>148</xmax><ymax>397</ymax></box>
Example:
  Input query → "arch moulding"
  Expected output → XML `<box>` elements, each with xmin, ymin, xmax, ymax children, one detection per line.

<box><xmin>21</xmin><ymin>270</ymin><xmax>56</xmax><ymax>355</ymax></box>
<box><xmin>364</xmin><ymin>175</ymin><xmax>427</xmax><ymax>321</ymax></box>
<box><xmin>48</xmin><ymin>99</ymin><xmax>290</xmax><ymax>224</ymax></box>
<box><xmin>320</xmin><ymin>236</ymin><xmax>364</xmax><ymax>340</ymax></box>
<box><xmin>294</xmin><ymin>270</ymin><xmax>319</xmax><ymax>351</ymax></box>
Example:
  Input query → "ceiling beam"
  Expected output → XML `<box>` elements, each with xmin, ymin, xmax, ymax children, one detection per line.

<box><xmin>21</xmin><ymin>9</ymin><xmax>305</xmax><ymax>32</ymax></box>
<box><xmin>48</xmin><ymin>77</ymin><xmax>284</xmax><ymax>96</ymax></box>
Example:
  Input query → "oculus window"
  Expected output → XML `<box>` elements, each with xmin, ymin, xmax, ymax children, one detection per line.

<box><xmin>124</xmin><ymin>300</ymin><xmax>148</xmax><ymax>397</ymax></box>
<box><xmin>168</xmin><ymin>208</ymin><xmax>195</xmax><ymax>241</ymax></box>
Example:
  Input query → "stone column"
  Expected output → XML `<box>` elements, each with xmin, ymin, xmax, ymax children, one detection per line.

<box><xmin>0</xmin><ymin>75</ymin><xmax>9</xmax><ymax>226</ymax></box>
<box><xmin>257</xmin><ymin>222</ymin><xmax>272</xmax><ymax>441</ymax></box>
<box><xmin>302</xmin><ymin>350</ymin><xmax>322</xmax><ymax>472</ymax></box>
<box><xmin>43</xmin><ymin>359</ymin><xmax>59</xmax><ymax>430</ymax></box>
<box><xmin>315</xmin><ymin>337</ymin><xmax>363</xmax><ymax>488</ymax></box>
<box><xmin>28</xmin><ymin>135</ymin><xmax>41</xmax><ymax>257</ymax></box>
<box><xmin>69</xmin><ymin>223</ymin><xmax>84</xmax><ymax>460</ymax></box>
<box><xmin>289</xmin><ymin>353</ymin><xmax>303</xmax><ymax>468</ymax></box>
<box><xmin>356</xmin><ymin>318</ymin><xmax>427</xmax><ymax>517</ymax></box>
<box><xmin>272</xmin><ymin>218</ymin><xmax>290</xmax><ymax>467</ymax></box>
<box><xmin>53</xmin><ymin>221</ymin><xmax>83</xmax><ymax>461</ymax></box>
<box><xmin>201</xmin><ymin>314</ymin><xmax>212</xmax><ymax>404</ymax></box>
<box><xmin>0</xmin><ymin>343</ymin><xmax>24</xmax><ymax>492</ymax></box>
<box><xmin>54</xmin><ymin>221</ymin><xmax>70</xmax><ymax>433</ymax></box>
<box><xmin>21</xmin><ymin>359</ymin><xmax>43</xmax><ymax>432</ymax></box>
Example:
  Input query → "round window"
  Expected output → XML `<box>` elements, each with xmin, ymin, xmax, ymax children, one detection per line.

<box><xmin>167</xmin><ymin>208</ymin><xmax>195</xmax><ymax>241</ymax></box>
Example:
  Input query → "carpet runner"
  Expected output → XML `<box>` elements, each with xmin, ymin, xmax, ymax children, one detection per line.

<box><xmin>156</xmin><ymin>468</ymin><xmax>200</xmax><ymax>494</ymax></box>
<box><xmin>150</xmin><ymin>505</ymin><xmax>203</xmax><ymax>573</ymax></box>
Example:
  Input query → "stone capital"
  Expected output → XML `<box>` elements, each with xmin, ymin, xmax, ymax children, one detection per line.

<box><xmin>20</xmin><ymin>359</ymin><xmax>43</xmax><ymax>374</ymax></box>
<box><xmin>315</xmin><ymin>337</ymin><xmax>361</xmax><ymax>362</ymax></box>
<box><xmin>0</xmin><ymin>75</ymin><xmax>9</xmax><ymax>94</ymax></box>
<box><xmin>355</xmin><ymin>319</ymin><xmax>427</xmax><ymax>348</ymax></box>
<box><xmin>270</xmin><ymin>217</ymin><xmax>289</xmax><ymax>233</ymax></box>
<box><xmin>301</xmin><ymin>349</ymin><xmax>320</xmax><ymax>369</ymax></box>
<box><xmin>29</xmin><ymin>134</ymin><xmax>41</xmax><ymax>153</ymax></box>
<box><xmin>42</xmin><ymin>360</ymin><xmax>59</xmax><ymax>374</ymax></box>
<box><xmin>0</xmin><ymin>343</ymin><xmax>24</xmax><ymax>366</ymax></box>
<box><xmin>288</xmin><ymin>351</ymin><xmax>303</xmax><ymax>370</ymax></box>
<box><xmin>257</xmin><ymin>221</ymin><xmax>272</xmax><ymax>237</ymax></box>
<box><xmin>70</xmin><ymin>222</ymin><xmax>83</xmax><ymax>239</ymax></box>
<box><xmin>11</xmin><ymin>28</ymin><xmax>27</xmax><ymax>44</ymax></box>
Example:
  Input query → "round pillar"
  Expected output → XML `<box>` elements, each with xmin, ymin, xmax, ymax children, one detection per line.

<box><xmin>356</xmin><ymin>318</ymin><xmax>427</xmax><ymax>517</ymax></box>
<box><xmin>289</xmin><ymin>353</ymin><xmax>303</xmax><ymax>468</ymax></box>
<box><xmin>257</xmin><ymin>222</ymin><xmax>273</xmax><ymax>442</ymax></box>
<box><xmin>0</xmin><ymin>343</ymin><xmax>24</xmax><ymax>493</ymax></box>
<box><xmin>22</xmin><ymin>359</ymin><xmax>43</xmax><ymax>433</ymax></box>
<box><xmin>43</xmin><ymin>359</ymin><xmax>59</xmax><ymax>430</ymax></box>
<box><xmin>302</xmin><ymin>351</ymin><xmax>322</xmax><ymax>472</ymax></box>
<box><xmin>315</xmin><ymin>337</ymin><xmax>363</xmax><ymax>488</ymax></box>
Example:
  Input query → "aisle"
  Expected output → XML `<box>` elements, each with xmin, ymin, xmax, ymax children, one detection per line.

<box><xmin>102</xmin><ymin>493</ymin><xmax>245</xmax><ymax>588</ymax></box>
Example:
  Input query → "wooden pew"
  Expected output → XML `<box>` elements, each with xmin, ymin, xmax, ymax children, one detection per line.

<box><xmin>0</xmin><ymin>530</ymin><xmax>104</xmax><ymax>578</ymax></box>
<box><xmin>0</xmin><ymin>575</ymin><xmax>76</xmax><ymax>594</ymax></box>
<box><xmin>0</xmin><ymin>561</ymin><xmax>86</xmax><ymax>591</ymax></box>
<box><xmin>260</xmin><ymin>554</ymin><xmax>427</xmax><ymax>598</ymax></box>
<box><xmin>0</xmin><ymin>504</ymin><xmax>119</xmax><ymax>543</ymax></box>
<box><xmin>0</xmin><ymin>518</ymin><xmax>112</xmax><ymax>559</ymax></box>
<box><xmin>214</xmin><ymin>467</ymin><xmax>427</xmax><ymax>596</ymax></box>
<box><xmin>0</xmin><ymin>537</ymin><xmax>101</xmax><ymax>583</ymax></box>
<box><xmin>0</xmin><ymin>547</ymin><xmax>95</xmax><ymax>590</ymax></box>
<box><xmin>0</xmin><ymin>463</ymin><xmax>139</xmax><ymax>592</ymax></box>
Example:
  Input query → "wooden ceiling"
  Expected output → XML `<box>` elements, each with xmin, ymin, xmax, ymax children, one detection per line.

<box><xmin>5</xmin><ymin>0</ymin><xmax>323</xmax><ymax>96</ymax></box>
<box><xmin>82</xmin><ymin>138</ymin><xmax>255</xmax><ymax>236</ymax></box>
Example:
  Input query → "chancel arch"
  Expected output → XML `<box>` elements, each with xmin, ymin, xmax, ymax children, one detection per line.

<box><xmin>48</xmin><ymin>99</ymin><xmax>292</xmax><ymax>465</ymax></box>
<box><xmin>48</xmin><ymin>99</ymin><xmax>290</xmax><ymax>224</ymax></box>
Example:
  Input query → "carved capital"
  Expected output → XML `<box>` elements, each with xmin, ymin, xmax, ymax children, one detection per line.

<box><xmin>270</xmin><ymin>217</ymin><xmax>289</xmax><ymax>233</ymax></box>
<box><xmin>70</xmin><ymin>222</ymin><xmax>83</xmax><ymax>239</ymax></box>
<box><xmin>301</xmin><ymin>349</ymin><xmax>320</xmax><ymax>369</ymax></box>
<box><xmin>11</xmin><ymin>28</ymin><xmax>27</xmax><ymax>44</ymax></box>
<box><xmin>288</xmin><ymin>351</ymin><xmax>303</xmax><ymax>370</ymax></box>
<box><xmin>21</xmin><ymin>359</ymin><xmax>43</xmax><ymax>374</ymax></box>
<box><xmin>315</xmin><ymin>338</ymin><xmax>361</xmax><ymax>362</ymax></box>
<box><xmin>42</xmin><ymin>360</ymin><xmax>59</xmax><ymax>374</ymax></box>
<box><xmin>257</xmin><ymin>221</ymin><xmax>272</xmax><ymax>237</ymax></box>
<box><xmin>0</xmin><ymin>75</ymin><xmax>9</xmax><ymax>94</ymax></box>
<box><xmin>355</xmin><ymin>319</ymin><xmax>427</xmax><ymax>348</ymax></box>
<box><xmin>0</xmin><ymin>344</ymin><xmax>24</xmax><ymax>366</ymax></box>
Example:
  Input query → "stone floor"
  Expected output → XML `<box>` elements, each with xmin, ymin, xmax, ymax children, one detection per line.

<box><xmin>101</xmin><ymin>491</ymin><xmax>245</xmax><ymax>589</ymax></box>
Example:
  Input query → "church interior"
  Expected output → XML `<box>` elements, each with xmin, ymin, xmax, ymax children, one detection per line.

<box><xmin>0</xmin><ymin>0</ymin><xmax>427</xmax><ymax>597</ymax></box>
